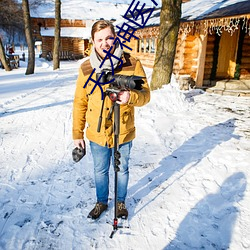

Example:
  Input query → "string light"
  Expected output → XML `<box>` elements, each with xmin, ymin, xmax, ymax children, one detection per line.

<box><xmin>179</xmin><ymin>15</ymin><xmax>250</xmax><ymax>37</ymax></box>
<box><xmin>132</xmin><ymin>15</ymin><xmax>250</xmax><ymax>42</ymax></box>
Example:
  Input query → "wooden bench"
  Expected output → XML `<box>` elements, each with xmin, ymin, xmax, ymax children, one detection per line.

<box><xmin>46</xmin><ymin>51</ymin><xmax>75</xmax><ymax>61</ymax></box>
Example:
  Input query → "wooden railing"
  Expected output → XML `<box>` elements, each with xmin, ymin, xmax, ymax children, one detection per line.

<box><xmin>46</xmin><ymin>51</ymin><xmax>81</xmax><ymax>61</ymax></box>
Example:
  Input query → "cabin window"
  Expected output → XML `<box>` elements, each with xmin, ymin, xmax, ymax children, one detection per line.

<box><xmin>137</xmin><ymin>39</ymin><xmax>141</xmax><ymax>53</ymax></box>
<box><xmin>141</xmin><ymin>39</ymin><xmax>145</xmax><ymax>53</ymax></box>
<box><xmin>137</xmin><ymin>38</ymin><xmax>156</xmax><ymax>54</ymax></box>
<box><xmin>150</xmin><ymin>38</ymin><xmax>155</xmax><ymax>53</ymax></box>
<box><xmin>146</xmin><ymin>38</ymin><xmax>150</xmax><ymax>52</ymax></box>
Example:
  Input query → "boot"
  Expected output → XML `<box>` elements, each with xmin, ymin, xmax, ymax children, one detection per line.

<box><xmin>117</xmin><ymin>202</ymin><xmax>128</xmax><ymax>219</ymax></box>
<box><xmin>87</xmin><ymin>202</ymin><xmax>108</xmax><ymax>220</ymax></box>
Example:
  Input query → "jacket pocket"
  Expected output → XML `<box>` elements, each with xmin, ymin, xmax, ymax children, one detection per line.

<box><xmin>120</xmin><ymin>106</ymin><xmax>135</xmax><ymax>134</ymax></box>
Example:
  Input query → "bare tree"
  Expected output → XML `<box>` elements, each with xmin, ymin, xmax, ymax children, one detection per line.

<box><xmin>53</xmin><ymin>0</ymin><xmax>61</xmax><ymax>70</ymax></box>
<box><xmin>0</xmin><ymin>0</ymin><xmax>23</xmax><ymax>71</ymax></box>
<box><xmin>0</xmin><ymin>37</ymin><xmax>11</xmax><ymax>71</ymax></box>
<box><xmin>0</xmin><ymin>0</ymin><xmax>24</xmax><ymax>36</ymax></box>
<box><xmin>22</xmin><ymin>0</ymin><xmax>35</xmax><ymax>75</ymax></box>
<box><xmin>151</xmin><ymin>0</ymin><xmax>182</xmax><ymax>90</ymax></box>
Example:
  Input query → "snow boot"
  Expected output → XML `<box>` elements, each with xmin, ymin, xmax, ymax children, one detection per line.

<box><xmin>87</xmin><ymin>202</ymin><xmax>108</xmax><ymax>220</ymax></box>
<box><xmin>117</xmin><ymin>202</ymin><xmax>128</xmax><ymax>219</ymax></box>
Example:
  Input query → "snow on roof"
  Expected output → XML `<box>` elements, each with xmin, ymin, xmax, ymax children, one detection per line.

<box><xmin>182</xmin><ymin>0</ymin><xmax>250</xmax><ymax>21</ymax></box>
<box><xmin>30</xmin><ymin>0</ymin><xmax>131</xmax><ymax>20</ymax></box>
<box><xmin>32</xmin><ymin>0</ymin><xmax>250</xmax><ymax>39</ymax></box>
<box><xmin>30</xmin><ymin>0</ymin><xmax>250</xmax><ymax>23</ymax></box>
<box><xmin>40</xmin><ymin>27</ymin><xmax>91</xmax><ymax>39</ymax></box>
<box><xmin>114</xmin><ymin>0</ymin><xmax>250</xmax><ymax>29</ymax></box>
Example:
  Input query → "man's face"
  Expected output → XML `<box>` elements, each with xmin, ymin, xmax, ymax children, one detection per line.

<box><xmin>93</xmin><ymin>27</ymin><xmax>115</xmax><ymax>59</ymax></box>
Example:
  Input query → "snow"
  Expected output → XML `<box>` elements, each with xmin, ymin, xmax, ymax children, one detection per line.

<box><xmin>182</xmin><ymin>0</ymin><xmax>249</xmax><ymax>21</ymax></box>
<box><xmin>115</xmin><ymin>0</ymin><xmax>250</xmax><ymax>32</ymax></box>
<box><xmin>29</xmin><ymin>0</ymin><xmax>249</xmax><ymax>27</ymax></box>
<box><xmin>0</xmin><ymin>47</ymin><xmax>250</xmax><ymax>249</ymax></box>
<box><xmin>30</xmin><ymin>0</ymin><xmax>160</xmax><ymax>20</ymax></box>
<box><xmin>40</xmin><ymin>27</ymin><xmax>92</xmax><ymax>39</ymax></box>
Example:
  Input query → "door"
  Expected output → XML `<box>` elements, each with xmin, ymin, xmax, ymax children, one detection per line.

<box><xmin>216</xmin><ymin>30</ymin><xmax>239</xmax><ymax>79</ymax></box>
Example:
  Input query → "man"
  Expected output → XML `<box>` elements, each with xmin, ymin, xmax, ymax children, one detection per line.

<box><xmin>72</xmin><ymin>20</ymin><xmax>150</xmax><ymax>220</ymax></box>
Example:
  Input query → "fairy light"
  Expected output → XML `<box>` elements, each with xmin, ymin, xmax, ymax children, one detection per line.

<box><xmin>179</xmin><ymin>16</ymin><xmax>250</xmax><ymax>37</ymax></box>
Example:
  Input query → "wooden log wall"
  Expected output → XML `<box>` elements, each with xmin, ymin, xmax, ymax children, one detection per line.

<box><xmin>173</xmin><ymin>34</ymin><xmax>199</xmax><ymax>80</ymax></box>
<box><xmin>41</xmin><ymin>37</ymin><xmax>87</xmax><ymax>59</ymax></box>
<box><xmin>203</xmin><ymin>34</ymin><xmax>216</xmax><ymax>82</ymax></box>
<box><xmin>240</xmin><ymin>35</ymin><xmax>250</xmax><ymax>79</ymax></box>
<box><xmin>41</xmin><ymin>37</ymin><xmax>53</xmax><ymax>58</ymax></box>
<box><xmin>61</xmin><ymin>38</ymin><xmax>74</xmax><ymax>52</ymax></box>
<box><xmin>173</xmin><ymin>35</ymin><xmax>185</xmax><ymax>74</ymax></box>
<box><xmin>32</xmin><ymin>18</ymin><xmax>86</xmax><ymax>29</ymax></box>
<box><xmin>128</xmin><ymin>29</ymin><xmax>200</xmax><ymax>80</ymax></box>
<box><xmin>72</xmin><ymin>38</ymin><xmax>87</xmax><ymax>56</ymax></box>
<box><xmin>128</xmin><ymin>37</ymin><xmax>156</xmax><ymax>68</ymax></box>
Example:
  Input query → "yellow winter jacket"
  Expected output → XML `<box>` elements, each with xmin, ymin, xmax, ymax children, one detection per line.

<box><xmin>72</xmin><ymin>53</ymin><xmax>150</xmax><ymax>148</ymax></box>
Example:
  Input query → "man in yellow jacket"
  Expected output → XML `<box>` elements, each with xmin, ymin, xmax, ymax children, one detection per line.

<box><xmin>72</xmin><ymin>20</ymin><xmax>150</xmax><ymax>220</ymax></box>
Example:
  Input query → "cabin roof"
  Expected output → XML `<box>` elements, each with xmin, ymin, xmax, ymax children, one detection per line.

<box><xmin>30</xmin><ymin>0</ymin><xmax>130</xmax><ymax>20</ymax></box>
<box><xmin>182</xmin><ymin>0</ymin><xmax>250</xmax><ymax>21</ymax></box>
<box><xmin>40</xmin><ymin>27</ymin><xmax>91</xmax><ymax>39</ymax></box>
<box><xmin>114</xmin><ymin>0</ymin><xmax>250</xmax><ymax>29</ymax></box>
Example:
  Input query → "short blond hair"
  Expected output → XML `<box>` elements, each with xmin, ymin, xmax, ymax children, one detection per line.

<box><xmin>91</xmin><ymin>20</ymin><xmax>116</xmax><ymax>40</ymax></box>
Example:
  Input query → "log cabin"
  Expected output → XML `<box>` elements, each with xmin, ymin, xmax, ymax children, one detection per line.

<box><xmin>31</xmin><ymin>18</ymin><xmax>92</xmax><ymax>60</ymax></box>
<box><xmin>31</xmin><ymin>0</ymin><xmax>250</xmax><ymax>94</ymax></box>
<box><xmin>30</xmin><ymin>1</ymin><xmax>130</xmax><ymax>60</ymax></box>
<box><xmin>119</xmin><ymin>0</ymin><xmax>250</xmax><ymax>93</ymax></box>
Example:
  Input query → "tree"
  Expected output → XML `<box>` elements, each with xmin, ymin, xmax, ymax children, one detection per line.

<box><xmin>150</xmin><ymin>0</ymin><xmax>182</xmax><ymax>90</ymax></box>
<box><xmin>22</xmin><ymin>0</ymin><xmax>35</xmax><ymax>75</ymax></box>
<box><xmin>0</xmin><ymin>0</ymin><xmax>24</xmax><ymax>43</ymax></box>
<box><xmin>53</xmin><ymin>0</ymin><xmax>61</xmax><ymax>70</ymax></box>
<box><xmin>0</xmin><ymin>0</ymin><xmax>23</xmax><ymax>71</ymax></box>
<box><xmin>0</xmin><ymin>37</ymin><xmax>11</xmax><ymax>71</ymax></box>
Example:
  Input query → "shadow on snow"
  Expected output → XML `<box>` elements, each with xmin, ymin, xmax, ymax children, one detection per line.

<box><xmin>127</xmin><ymin>118</ymin><xmax>243</xmax><ymax>248</ymax></box>
<box><xmin>0</xmin><ymin>100</ymin><xmax>73</xmax><ymax>117</ymax></box>
<box><xmin>128</xmin><ymin>118</ymin><xmax>239</xmax><ymax>213</ymax></box>
<box><xmin>164</xmin><ymin>172</ymin><xmax>247</xmax><ymax>249</ymax></box>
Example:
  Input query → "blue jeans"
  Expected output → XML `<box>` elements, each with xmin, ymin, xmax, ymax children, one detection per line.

<box><xmin>90</xmin><ymin>141</ymin><xmax>132</xmax><ymax>205</ymax></box>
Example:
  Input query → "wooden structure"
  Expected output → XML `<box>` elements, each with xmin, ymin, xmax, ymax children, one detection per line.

<box><xmin>31</xmin><ymin>1</ymin><xmax>250</xmax><ymax>89</ymax></box>
<box><xmin>30</xmin><ymin>1</ymin><xmax>130</xmax><ymax>61</ymax></box>
<box><xmin>123</xmin><ymin>1</ymin><xmax>250</xmax><ymax>88</ymax></box>
<box><xmin>31</xmin><ymin>18</ymin><xmax>92</xmax><ymax>60</ymax></box>
<box><xmin>176</xmin><ymin>17</ymin><xmax>250</xmax><ymax>87</ymax></box>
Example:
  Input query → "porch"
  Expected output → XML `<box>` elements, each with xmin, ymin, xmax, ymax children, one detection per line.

<box><xmin>205</xmin><ymin>79</ymin><xmax>250</xmax><ymax>97</ymax></box>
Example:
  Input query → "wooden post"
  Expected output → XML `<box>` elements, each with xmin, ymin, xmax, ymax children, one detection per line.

<box><xmin>195</xmin><ymin>32</ymin><xmax>207</xmax><ymax>88</ymax></box>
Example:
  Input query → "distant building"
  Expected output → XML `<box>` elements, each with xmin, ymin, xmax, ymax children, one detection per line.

<box><xmin>31</xmin><ymin>18</ymin><xmax>93</xmax><ymax>60</ymax></box>
<box><xmin>30</xmin><ymin>1</ymin><xmax>130</xmax><ymax>60</ymax></box>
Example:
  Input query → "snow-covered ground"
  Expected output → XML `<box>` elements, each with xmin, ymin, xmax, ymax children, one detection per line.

<box><xmin>0</xmin><ymin>49</ymin><xmax>250</xmax><ymax>250</ymax></box>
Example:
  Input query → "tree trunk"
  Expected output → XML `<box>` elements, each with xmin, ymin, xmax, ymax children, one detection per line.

<box><xmin>0</xmin><ymin>37</ymin><xmax>11</xmax><ymax>71</ymax></box>
<box><xmin>22</xmin><ymin>0</ymin><xmax>35</xmax><ymax>75</ymax></box>
<box><xmin>53</xmin><ymin>0</ymin><xmax>61</xmax><ymax>70</ymax></box>
<box><xmin>151</xmin><ymin>0</ymin><xmax>182</xmax><ymax>90</ymax></box>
